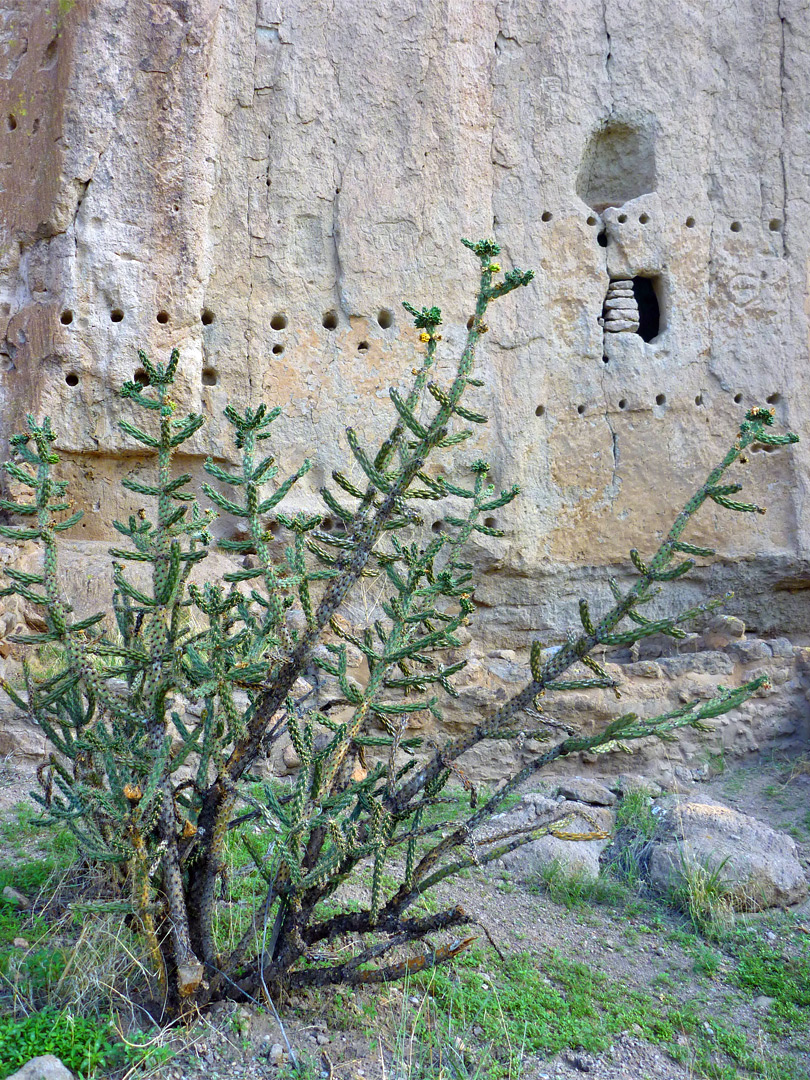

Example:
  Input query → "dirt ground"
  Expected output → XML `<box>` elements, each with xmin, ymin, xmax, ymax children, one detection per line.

<box><xmin>1</xmin><ymin>750</ymin><xmax>809</xmax><ymax>1080</ymax></box>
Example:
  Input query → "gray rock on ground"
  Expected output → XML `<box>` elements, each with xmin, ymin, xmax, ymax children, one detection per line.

<box><xmin>649</xmin><ymin>800</ymin><xmax>808</xmax><ymax>909</ymax></box>
<box><xmin>496</xmin><ymin>795</ymin><xmax>615</xmax><ymax>883</ymax></box>
<box><xmin>6</xmin><ymin>1058</ymin><xmax>74</xmax><ymax>1080</ymax></box>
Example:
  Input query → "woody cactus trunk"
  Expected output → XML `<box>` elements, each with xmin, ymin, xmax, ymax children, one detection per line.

<box><xmin>0</xmin><ymin>239</ymin><xmax>798</xmax><ymax>1013</ymax></box>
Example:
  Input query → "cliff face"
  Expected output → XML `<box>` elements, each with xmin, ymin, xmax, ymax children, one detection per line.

<box><xmin>1</xmin><ymin>0</ymin><xmax>809</xmax><ymax>642</ymax></box>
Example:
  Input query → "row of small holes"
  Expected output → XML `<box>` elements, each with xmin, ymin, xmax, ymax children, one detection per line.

<box><xmin>65</xmin><ymin>367</ymin><xmax>220</xmax><ymax>388</ymax></box>
<box><xmin>535</xmin><ymin>392</ymin><xmax>781</xmax><ymax>416</ymax></box>
<box><xmin>61</xmin><ymin>309</ymin><xmax>216</xmax><ymax>326</ymax></box>
<box><xmin>271</xmin><ymin>310</ymin><xmax>394</xmax><ymax>331</ymax></box>
<box><xmin>432</xmin><ymin>517</ymin><xmax>497</xmax><ymax>532</ymax></box>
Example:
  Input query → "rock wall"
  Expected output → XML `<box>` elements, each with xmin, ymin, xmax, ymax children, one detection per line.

<box><xmin>1</xmin><ymin>2</ymin><xmax>810</xmax><ymax>661</ymax></box>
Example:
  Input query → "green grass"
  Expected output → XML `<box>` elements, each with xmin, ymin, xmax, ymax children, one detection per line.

<box><xmin>0</xmin><ymin>1010</ymin><xmax>163</xmax><ymax>1079</ymax></box>
<box><xmin>403</xmin><ymin>944</ymin><xmax>804</xmax><ymax>1079</ymax></box>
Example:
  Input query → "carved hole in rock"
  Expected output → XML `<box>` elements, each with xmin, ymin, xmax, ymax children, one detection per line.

<box><xmin>734</xmin><ymin>392</ymin><xmax>743</xmax><ymax>403</ymax></box>
<box><xmin>535</xmin><ymin>405</ymin><xmax>545</xmax><ymax>417</ymax></box>
<box><xmin>32</xmin><ymin>119</ymin><xmax>39</xmax><ymax>134</ymax></box>
<box><xmin>639</xmin><ymin>213</ymin><xmax>650</xmax><ymax>224</ymax></box>
<box><xmin>577</xmin><ymin>121</ymin><xmax>656</xmax><ymax>210</ymax></box>
<box><xmin>466</xmin><ymin>316</ymin><xmax>475</xmax><ymax>330</ymax></box>
<box><xmin>202</xmin><ymin>367</ymin><xmax>218</xmax><ymax>386</ymax></box>
<box><xmin>587</xmin><ymin>215</ymin><xmax>598</xmax><ymax>226</ymax></box>
<box><xmin>632</xmin><ymin>276</ymin><xmax>662</xmax><ymax>342</ymax></box>
<box><xmin>597</xmin><ymin>230</ymin><xmax>607</xmax><ymax>248</ymax></box>
<box><xmin>321</xmin><ymin>517</ymin><xmax>333</xmax><ymax>532</ymax></box>
<box><xmin>730</xmin><ymin>221</ymin><xmax>742</xmax><ymax>232</ymax></box>
<box><xmin>618</xmin><ymin>398</ymin><xmax>627</xmax><ymax>409</ymax></box>
<box><xmin>769</xmin><ymin>219</ymin><xmax>782</xmax><ymax>231</ymax></box>
<box><xmin>377</xmin><ymin>309</ymin><xmax>393</xmax><ymax>329</ymax></box>
<box><xmin>270</xmin><ymin>313</ymin><xmax>287</xmax><ymax>331</ymax></box>
<box><xmin>272</xmin><ymin>343</ymin><xmax>284</xmax><ymax>355</ymax></box>
<box><xmin>322</xmin><ymin>311</ymin><xmax>338</xmax><ymax>331</ymax></box>
<box><xmin>42</xmin><ymin>39</ymin><xmax>58</xmax><ymax>67</ymax></box>
<box><xmin>60</xmin><ymin>309</ymin><xmax>73</xmax><ymax>325</ymax></box>
<box><xmin>156</xmin><ymin>310</ymin><xmax>169</xmax><ymax>324</ymax></box>
<box><xmin>695</xmin><ymin>394</ymin><xmax>703</xmax><ymax>406</ymax></box>
<box><xmin>484</xmin><ymin>516</ymin><xmax>497</xmax><ymax>529</ymax></box>
<box><xmin>602</xmin><ymin>355</ymin><xmax>609</xmax><ymax>364</ymax></box>
<box><xmin>7</xmin><ymin>115</ymin><xmax>16</xmax><ymax>131</ymax></box>
<box><xmin>201</xmin><ymin>309</ymin><xmax>215</xmax><ymax>326</ymax></box>
<box><xmin>766</xmin><ymin>393</ymin><xmax>781</xmax><ymax>404</ymax></box>
<box><xmin>541</xmin><ymin>211</ymin><xmax>552</xmax><ymax>222</ymax></box>
<box><xmin>655</xmin><ymin>393</ymin><xmax>666</xmax><ymax>406</ymax></box>
<box><xmin>617</xmin><ymin>213</ymin><xmax>628</xmax><ymax>223</ymax></box>
<box><xmin>65</xmin><ymin>372</ymin><xmax>79</xmax><ymax>387</ymax></box>
<box><xmin>134</xmin><ymin>368</ymin><xmax>149</xmax><ymax>386</ymax></box>
<box><xmin>685</xmin><ymin>216</ymin><xmax>696</xmax><ymax>228</ymax></box>
<box><xmin>268</xmin><ymin>521</ymin><xmax>280</xmax><ymax>536</ymax></box>
<box><xmin>577</xmin><ymin>403</ymin><xmax>586</xmax><ymax>415</ymax></box>
<box><xmin>357</xmin><ymin>341</ymin><xmax>369</xmax><ymax>351</ymax></box>
<box><xmin>110</xmin><ymin>308</ymin><xmax>124</xmax><ymax>323</ymax></box>
<box><xmin>432</xmin><ymin>520</ymin><xmax>443</xmax><ymax>533</ymax></box>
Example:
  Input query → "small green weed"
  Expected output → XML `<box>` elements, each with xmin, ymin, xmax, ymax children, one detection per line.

<box><xmin>0</xmin><ymin>1010</ymin><xmax>127</xmax><ymax>1078</ymax></box>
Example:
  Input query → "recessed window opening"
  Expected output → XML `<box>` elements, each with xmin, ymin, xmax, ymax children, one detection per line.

<box><xmin>484</xmin><ymin>516</ymin><xmax>497</xmax><ymax>529</ymax></box>
<box><xmin>321</xmin><ymin>517</ymin><xmax>333</xmax><ymax>532</ymax></box>
<box><xmin>655</xmin><ymin>393</ymin><xmax>666</xmax><ymax>406</ymax></box>
<box><xmin>577</xmin><ymin>403</ymin><xmax>586</xmax><ymax>415</ymax></box>
<box><xmin>377</xmin><ymin>309</ymin><xmax>393</xmax><ymax>329</ymax></box>
<box><xmin>7</xmin><ymin>114</ymin><xmax>16</xmax><ymax>131</ymax></box>
<box><xmin>632</xmin><ymin>277</ymin><xmax>661</xmax><ymax>342</ymax></box>
<box><xmin>156</xmin><ymin>310</ymin><xmax>170</xmax><ymax>324</ymax></box>
<box><xmin>322</xmin><ymin>311</ymin><xmax>338</xmax><ymax>331</ymax></box>
<box><xmin>60</xmin><ymin>309</ymin><xmax>73</xmax><ymax>325</ymax></box>
<box><xmin>357</xmin><ymin>341</ymin><xmax>369</xmax><ymax>351</ymax></box>
<box><xmin>110</xmin><ymin>308</ymin><xmax>124</xmax><ymax>323</ymax></box>
<box><xmin>134</xmin><ymin>368</ymin><xmax>149</xmax><ymax>386</ymax></box>
<box><xmin>202</xmin><ymin>367</ymin><xmax>218</xmax><ymax>386</ymax></box>
<box><xmin>769</xmin><ymin>219</ymin><xmax>782</xmax><ymax>231</ymax></box>
<box><xmin>270</xmin><ymin>313</ymin><xmax>287</xmax><ymax>331</ymax></box>
<box><xmin>685</xmin><ymin>216</ymin><xmax>695</xmax><ymax>228</ymax></box>
<box><xmin>730</xmin><ymin>221</ymin><xmax>742</xmax><ymax>233</ymax></box>
<box><xmin>541</xmin><ymin>211</ymin><xmax>552</xmax><ymax>222</ymax></box>
<box><xmin>618</xmin><ymin>398</ymin><xmax>627</xmax><ymax>409</ymax></box>
<box><xmin>766</xmin><ymin>392</ymin><xmax>781</xmax><ymax>405</ymax></box>
<box><xmin>639</xmin><ymin>213</ymin><xmax>649</xmax><ymax>224</ymax></box>
<box><xmin>695</xmin><ymin>394</ymin><xmax>703</xmax><ymax>406</ymax></box>
<box><xmin>587</xmin><ymin>215</ymin><xmax>598</xmax><ymax>226</ymax></box>
<box><xmin>597</xmin><ymin>230</ymin><xmax>607</xmax><ymax>248</ymax></box>
<box><xmin>466</xmin><ymin>316</ymin><xmax>475</xmax><ymax>330</ymax></box>
<box><xmin>201</xmin><ymin>309</ymin><xmax>215</xmax><ymax>326</ymax></box>
<box><xmin>272</xmin><ymin>343</ymin><xmax>284</xmax><ymax>355</ymax></box>
<box><xmin>733</xmin><ymin>392</ymin><xmax>743</xmax><ymax>403</ymax></box>
<box><xmin>602</xmin><ymin>355</ymin><xmax>609</xmax><ymax>364</ymax></box>
<box><xmin>535</xmin><ymin>405</ymin><xmax>545</xmax><ymax>417</ymax></box>
<box><xmin>431</xmin><ymin>520</ymin><xmax>443</xmax><ymax>533</ymax></box>
<box><xmin>617</xmin><ymin>213</ymin><xmax>627</xmax><ymax>223</ymax></box>
<box><xmin>576</xmin><ymin>121</ymin><xmax>656</xmax><ymax>209</ymax></box>
<box><xmin>65</xmin><ymin>372</ymin><xmax>79</xmax><ymax>387</ymax></box>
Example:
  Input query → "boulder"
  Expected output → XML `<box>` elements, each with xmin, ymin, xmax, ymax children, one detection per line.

<box><xmin>6</xmin><ymin>1058</ymin><xmax>74</xmax><ymax>1080</ymax></box>
<box><xmin>498</xmin><ymin>798</ymin><xmax>614</xmax><ymax>883</ymax></box>
<box><xmin>649</xmin><ymin>801</ymin><xmax>808</xmax><ymax>909</ymax></box>
<box><xmin>556</xmin><ymin>777</ymin><xmax>617</xmax><ymax>806</ymax></box>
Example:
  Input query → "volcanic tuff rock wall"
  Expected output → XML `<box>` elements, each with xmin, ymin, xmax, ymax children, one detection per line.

<box><xmin>1</xmin><ymin>0</ymin><xmax>810</xmax><ymax>647</ymax></box>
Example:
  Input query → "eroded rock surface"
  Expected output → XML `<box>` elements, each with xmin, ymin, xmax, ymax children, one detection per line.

<box><xmin>1</xmin><ymin>1</ymin><xmax>810</xmax><ymax>779</ymax></box>
<box><xmin>649</xmin><ymin>799</ymin><xmax>809</xmax><ymax>909</ymax></box>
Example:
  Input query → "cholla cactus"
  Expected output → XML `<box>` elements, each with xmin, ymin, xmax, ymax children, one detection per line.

<box><xmin>0</xmin><ymin>239</ymin><xmax>798</xmax><ymax>1012</ymax></box>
